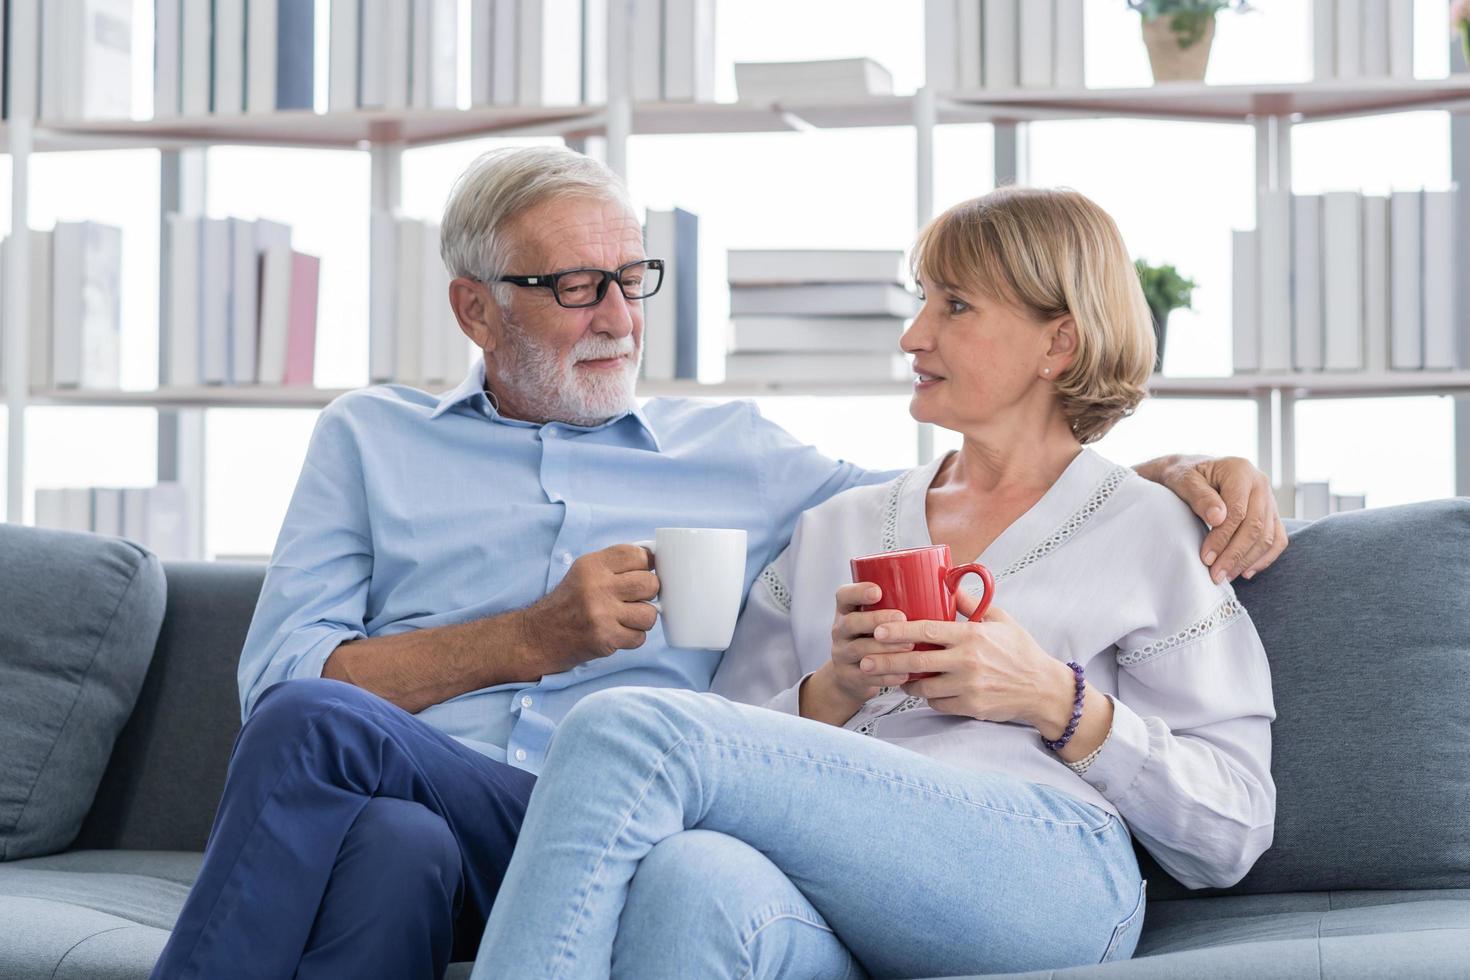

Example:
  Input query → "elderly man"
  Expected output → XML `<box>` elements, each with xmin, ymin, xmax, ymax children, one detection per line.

<box><xmin>150</xmin><ymin>146</ymin><xmax>1285</xmax><ymax>979</ymax></box>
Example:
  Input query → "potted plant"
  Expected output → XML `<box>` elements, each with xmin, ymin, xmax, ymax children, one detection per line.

<box><xmin>1128</xmin><ymin>1</ymin><xmax>1252</xmax><ymax>83</ymax></box>
<box><xmin>1454</xmin><ymin>0</ymin><xmax>1470</xmax><ymax>70</ymax></box>
<box><xmin>1134</xmin><ymin>259</ymin><xmax>1197</xmax><ymax>373</ymax></box>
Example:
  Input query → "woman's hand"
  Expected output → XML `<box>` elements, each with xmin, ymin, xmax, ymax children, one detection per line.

<box><xmin>861</xmin><ymin>595</ymin><xmax>1076</xmax><ymax>734</ymax></box>
<box><xmin>799</xmin><ymin>583</ymin><xmax>915</xmax><ymax>726</ymax></box>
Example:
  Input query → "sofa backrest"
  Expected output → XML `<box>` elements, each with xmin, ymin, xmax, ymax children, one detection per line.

<box><xmin>74</xmin><ymin>561</ymin><xmax>266</xmax><ymax>853</ymax></box>
<box><xmin>1138</xmin><ymin>498</ymin><xmax>1470</xmax><ymax>898</ymax></box>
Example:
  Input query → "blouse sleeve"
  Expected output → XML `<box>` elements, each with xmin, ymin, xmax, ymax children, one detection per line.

<box><xmin>1079</xmin><ymin>589</ymin><xmax>1277</xmax><ymax>890</ymax></box>
<box><xmin>710</xmin><ymin>546</ymin><xmax>809</xmax><ymax>716</ymax></box>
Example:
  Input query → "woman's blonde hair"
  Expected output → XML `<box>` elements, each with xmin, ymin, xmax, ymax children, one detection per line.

<box><xmin>910</xmin><ymin>186</ymin><xmax>1154</xmax><ymax>444</ymax></box>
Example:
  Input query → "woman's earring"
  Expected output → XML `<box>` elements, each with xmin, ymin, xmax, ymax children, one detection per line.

<box><xmin>1043</xmin><ymin>368</ymin><xmax>1051</xmax><ymax>376</ymax></box>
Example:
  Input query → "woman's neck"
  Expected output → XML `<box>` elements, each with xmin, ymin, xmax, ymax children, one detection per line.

<box><xmin>934</xmin><ymin>418</ymin><xmax>1084</xmax><ymax>498</ymax></box>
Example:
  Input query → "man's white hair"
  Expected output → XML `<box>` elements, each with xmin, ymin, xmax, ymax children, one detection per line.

<box><xmin>440</xmin><ymin>145</ymin><xmax>635</xmax><ymax>307</ymax></box>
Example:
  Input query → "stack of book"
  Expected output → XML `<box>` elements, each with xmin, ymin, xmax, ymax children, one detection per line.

<box><xmin>0</xmin><ymin>222</ymin><xmax>123</xmax><ymax>390</ymax></box>
<box><xmin>627</xmin><ymin>0</ymin><xmax>716</xmax><ymax>102</ymax></box>
<box><xmin>1296</xmin><ymin>481</ymin><xmax>1367</xmax><ymax>520</ymax></box>
<box><xmin>734</xmin><ymin>59</ymin><xmax>893</xmax><ymax>102</ymax></box>
<box><xmin>155</xmin><ymin>0</ymin><xmax>314</xmax><ymax>117</ymax></box>
<box><xmin>1312</xmin><ymin>0</ymin><xmax>1415</xmax><ymax>81</ymax></box>
<box><xmin>1232</xmin><ymin>188</ymin><xmax>1460</xmax><ymax>374</ymax></box>
<box><xmin>0</xmin><ymin>0</ymin><xmax>133</xmax><ymax>121</ymax></box>
<box><xmin>368</xmin><ymin>214</ymin><xmax>475</xmax><ymax>389</ymax></box>
<box><xmin>34</xmin><ymin>483</ymin><xmax>190</xmax><ymax>559</ymax></box>
<box><xmin>725</xmin><ymin>250</ymin><xmax>914</xmax><ymax>383</ymax></box>
<box><xmin>161</xmin><ymin>215</ymin><xmax>321</xmax><ymax>387</ymax></box>
<box><xmin>641</xmin><ymin>208</ymin><xmax>700</xmax><ymax>382</ymax></box>
<box><xmin>926</xmin><ymin>0</ymin><xmax>1085</xmax><ymax>93</ymax></box>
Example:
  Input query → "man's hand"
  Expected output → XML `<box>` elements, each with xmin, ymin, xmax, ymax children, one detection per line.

<box><xmin>520</xmin><ymin>544</ymin><xmax>660</xmax><ymax>675</ymax></box>
<box><xmin>1137</xmin><ymin>454</ymin><xmax>1288</xmax><ymax>584</ymax></box>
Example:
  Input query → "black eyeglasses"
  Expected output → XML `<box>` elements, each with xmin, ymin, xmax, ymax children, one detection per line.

<box><xmin>493</xmin><ymin>258</ymin><xmax>665</xmax><ymax>309</ymax></box>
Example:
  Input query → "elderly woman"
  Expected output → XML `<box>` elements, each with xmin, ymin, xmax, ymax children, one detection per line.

<box><xmin>472</xmin><ymin>187</ymin><xmax>1277</xmax><ymax>979</ymax></box>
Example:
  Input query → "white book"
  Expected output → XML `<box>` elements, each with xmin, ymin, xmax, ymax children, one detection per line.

<box><xmin>200</xmin><ymin>218</ymin><xmax>232</xmax><ymax>385</ymax></box>
<box><xmin>121</xmin><ymin>487</ymin><xmax>150</xmax><ymax>543</ymax></box>
<box><xmin>256</xmin><ymin>243</ymin><xmax>294</xmax><ymax>385</ymax></box>
<box><xmin>663</xmin><ymin>0</ymin><xmax>715</xmax><ymax>101</ymax></box>
<box><xmin>34</xmin><ymin>489</ymin><xmax>67</xmax><ymax>530</ymax></box>
<box><xmin>957</xmin><ymin>0</ymin><xmax>983</xmax><ymax>92</ymax></box>
<box><xmin>983</xmin><ymin>0</ymin><xmax>1019</xmax><ymax>89</ymax></box>
<box><xmin>470</xmin><ymin>0</ymin><xmax>494</xmax><ymax>105</ymax></box>
<box><xmin>429</xmin><ymin>0</ymin><xmax>459</xmax><ymax>107</ymax></box>
<box><xmin>1389</xmin><ymin>190</ymin><xmax>1423</xmax><ymax>369</ymax></box>
<box><xmin>729</xmin><ymin>283</ymin><xmax>919</xmax><ymax>318</ymax></box>
<box><xmin>1232</xmin><ymin>229</ymin><xmax>1259</xmax><ymax>373</ymax></box>
<box><xmin>1331</xmin><ymin>493</ymin><xmax>1367</xmax><ymax>512</ymax></box>
<box><xmin>724</xmin><ymin>351</ymin><xmax>911</xmax><ymax>383</ymax></box>
<box><xmin>925</xmin><ymin>0</ymin><xmax>958</xmax><ymax>93</ymax></box>
<box><xmin>153</xmin><ymin>0</ymin><xmax>181</xmax><ymax>117</ymax></box>
<box><xmin>630</xmin><ymin>0</ymin><xmax>661</xmax><ymax>101</ymax></box>
<box><xmin>29</xmin><ymin>230</ymin><xmax>55</xmax><ymax>388</ymax></box>
<box><xmin>79</xmin><ymin>0</ymin><xmax>133</xmax><ymax>120</ymax></box>
<box><xmin>369</xmin><ymin>211</ymin><xmax>399</xmax><ymax>383</ymax></box>
<box><xmin>1387</xmin><ymin>0</ymin><xmax>1413</xmax><ymax>79</ymax></box>
<box><xmin>1292</xmin><ymin>194</ymin><xmax>1325</xmax><ymax>372</ymax></box>
<box><xmin>519</xmin><ymin>0</ymin><xmax>582</xmax><ymax>106</ymax></box>
<box><xmin>492</xmin><ymin>0</ymin><xmax>519</xmax><ymax>105</ymax></box>
<box><xmin>181</xmin><ymin>0</ymin><xmax>211</xmax><ymax>115</ymax></box>
<box><xmin>1360</xmin><ymin>0</ymin><xmax>1388</xmax><ymax>77</ymax></box>
<box><xmin>1421</xmin><ymin>189</ymin><xmax>1457</xmax><ymax>371</ymax></box>
<box><xmin>1052</xmin><ymin>0</ymin><xmax>1084</xmax><ymax>89</ymax></box>
<box><xmin>727</xmin><ymin>249</ymin><xmax>905</xmax><ymax>286</ymax></box>
<box><xmin>418</xmin><ymin>222</ymin><xmax>449</xmax><ymax>387</ymax></box>
<box><xmin>329</xmin><ymin>0</ymin><xmax>362</xmax><ymax>110</ymax></box>
<box><xmin>39</xmin><ymin>0</ymin><xmax>65</xmax><ymax>119</ymax></box>
<box><xmin>62</xmin><ymin>487</ymin><xmax>93</xmax><ymax>533</ymax></box>
<box><xmin>359</xmin><ymin>0</ymin><xmax>387</xmax><ymax>106</ymax></box>
<box><xmin>1334</xmin><ymin>0</ymin><xmax>1361</xmax><ymax>80</ymax></box>
<box><xmin>1257</xmin><ymin>190</ymin><xmax>1293</xmax><ymax>373</ymax></box>
<box><xmin>145</xmin><ymin>482</ymin><xmax>190</xmax><ymax>560</ymax></box>
<box><xmin>1019</xmin><ymin>0</ymin><xmax>1054</xmax><ymax>88</ymax></box>
<box><xmin>9</xmin><ymin>0</ymin><xmax>41</xmax><ymax>120</ymax></box>
<box><xmin>249</xmin><ymin>0</ymin><xmax>317</xmax><ymax>112</ymax></box>
<box><xmin>1296</xmin><ymin>481</ymin><xmax>1332</xmax><ymax>520</ymax></box>
<box><xmin>1312</xmin><ymin>0</ymin><xmax>1335</xmax><ymax>80</ymax></box>
<box><xmin>582</xmin><ymin>0</ymin><xmax>608</xmax><ymax>103</ymax></box>
<box><xmin>411</xmin><ymin>0</ymin><xmax>432</xmax><ymax>107</ymax></box>
<box><xmin>730</xmin><ymin>316</ymin><xmax>907</xmax><ymax>354</ymax></box>
<box><xmin>92</xmin><ymin>488</ymin><xmax>123</xmax><ymax>537</ymax></box>
<box><xmin>51</xmin><ymin>222</ymin><xmax>84</xmax><ymax>386</ymax></box>
<box><xmin>51</xmin><ymin>222</ymin><xmax>121</xmax><ymax>390</ymax></box>
<box><xmin>395</xmin><ymin>219</ymin><xmax>424</xmax><ymax>384</ymax></box>
<box><xmin>228</xmin><ymin>218</ymin><xmax>260</xmax><ymax>384</ymax></box>
<box><xmin>733</xmin><ymin>59</ymin><xmax>893</xmax><ymax>103</ymax></box>
<box><xmin>1322</xmin><ymin>191</ymin><xmax>1364</xmax><ymax>371</ymax></box>
<box><xmin>1361</xmin><ymin>195</ymin><xmax>1391</xmax><ymax>374</ymax></box>
<box><xmin>214</xmin><ymin>0</ymin><xmax>247</xmax><ymax>114</ymax></box>
<box><xmin>642</xmin><ymin>209</ymin><xmax>678</xmax><ymax>381</ymax></box>
<box><xmin>247</xmin><ymin>0</ymin><xmax>279</xmax><ymax>112</ymax></box>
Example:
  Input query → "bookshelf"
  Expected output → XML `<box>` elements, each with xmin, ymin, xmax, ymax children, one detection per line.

<box><xmin>3</xmin><ymin>17</ymin><xmax>1469</xmax><ymax>554</ymax></box>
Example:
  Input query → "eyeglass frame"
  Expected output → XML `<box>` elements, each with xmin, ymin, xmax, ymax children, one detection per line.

<box><xmin>487</xmin><ymin>258</ymin><xmax>666</xmax><ymax>309</ymax></box>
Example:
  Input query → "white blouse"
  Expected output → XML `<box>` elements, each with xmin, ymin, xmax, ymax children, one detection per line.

<box><xmin>712</xmin><ymin>447</ymin><xmax>1277</xmax><ymax>890</ymax></box>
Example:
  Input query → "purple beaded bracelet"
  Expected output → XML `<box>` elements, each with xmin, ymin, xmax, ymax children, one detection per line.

<box><xmin>1041</xmin><ymin>661</ymin><xmax>1087</xmax><ymax>752</ymax></box>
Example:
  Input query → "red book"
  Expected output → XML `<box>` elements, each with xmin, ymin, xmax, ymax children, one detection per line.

<box><xmin>283</xmin><ymin>252</ymin><xmax>320</xmax><ymax>387</ymax></box>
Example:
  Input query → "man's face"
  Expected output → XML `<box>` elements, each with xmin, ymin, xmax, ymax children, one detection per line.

<box><xmin>486</xmin><ymin>195</ymin><xmax>647</xmax><ymax>426</ymax></box>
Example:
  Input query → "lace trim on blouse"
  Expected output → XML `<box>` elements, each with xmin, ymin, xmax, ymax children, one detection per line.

<box><xmin>1116</xmin><ymin>596</ymin><xmax>1247</xmax><ymax>668</ymax></box>
<box><xmin>758</xmin><ymin>565</ymin><xmax>792</xmax><ymax>614</ymax></box>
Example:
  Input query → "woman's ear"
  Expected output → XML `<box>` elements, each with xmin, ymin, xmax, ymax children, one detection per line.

<box><xmin>450</xmin><ymin>278</ymin><xmax>501</xmax><ymax>353</ymax></box>
<box><xmin>1043</xmin><ymin>315</ymin><xmax>1079</xmax><ymax>375</ymax></box>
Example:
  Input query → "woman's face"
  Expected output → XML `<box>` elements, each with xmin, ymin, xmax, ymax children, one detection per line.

<box><xmin>901</xmin><ymin>273</ymin><xmax>1068</xmax><ymax>434</ymax></box>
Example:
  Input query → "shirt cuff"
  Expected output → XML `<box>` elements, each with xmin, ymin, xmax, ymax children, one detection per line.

<box><xmin>1077</xmin><ymin>696</ymin><xmax>1151</xmax><ymax>801</ymax></box>
<box><xmin>286</xmin><ymin>627</ymin><xmax>367</xmax><ymax>682</ymax></box>
<box><xmin>763</xmin><ymin>671</ymin><xmax>816</xmax><ymax>716</ymax></box>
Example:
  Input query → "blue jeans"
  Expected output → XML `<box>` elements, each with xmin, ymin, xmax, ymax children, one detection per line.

<box><xmin>474</xmin><ymin>687</ymin><xmax>1146</xmax><ymax>980</ymax></box>
<box><xmin>150</xmin><ymin>679</ymin><xmax>537</xmax><ymax>980</ymax></box>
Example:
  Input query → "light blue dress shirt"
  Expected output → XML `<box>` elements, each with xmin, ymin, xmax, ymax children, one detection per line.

<box><xmin>237</xmin><ymin>360</ymin><xmax>889</xmax><ymax>773</ymax></box>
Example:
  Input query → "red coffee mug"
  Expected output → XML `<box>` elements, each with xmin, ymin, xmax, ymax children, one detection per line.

<box><xmin>849</xmin><ymin>544</ymin><xmax>996</xmax><ymax>681</ymax></box>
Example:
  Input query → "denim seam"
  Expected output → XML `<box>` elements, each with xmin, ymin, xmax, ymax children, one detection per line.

<box><xmin>686</xmin><ymin>736</ymin><xmax>1110</xmax><ymax>831</ymax></box>
<box><xmin>735</xmin><ymin>909</ymin><xmax>839</xmax><ymax>980</ymax></box>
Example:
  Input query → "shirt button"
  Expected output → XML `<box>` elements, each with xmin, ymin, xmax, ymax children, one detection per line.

<box><xmin>1095</xmin><ymin>782</ymin><xmax>1108</xmax><ymax>794</ymax></box>
<box><xmin>561</xmin><ymin>552</ymin><xmax>573</xmax><ymax>566</ymax></box>
<box><xmin>514</xmin><ymin>748</ymin><xmax>528</xmax><ymax>762</ymax></box>
<box><xmin>521</xmin><ymin>695</ymin><xmax>533</xmax><ymax>708</ymax></box>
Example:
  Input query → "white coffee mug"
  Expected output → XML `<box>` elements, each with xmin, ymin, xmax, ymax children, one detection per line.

<box><xmin>634</xmin><ymin>528</ymin><xmax>748</xmax><ymax>650</ymax></box>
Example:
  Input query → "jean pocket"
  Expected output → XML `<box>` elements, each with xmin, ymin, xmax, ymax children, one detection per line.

<box><xmin>1100</xmin><ymin>878</ymin><xmax>1147</xmax><ymax>963</ymax></box>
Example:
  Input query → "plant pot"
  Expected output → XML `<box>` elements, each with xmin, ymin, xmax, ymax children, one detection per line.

<box><xmin>1150</xmin><ymin>308</ymin><xmax>1168</xmax><ymax>373</ymax></box>
<box><xmin>1141</xmin><ymin>14</ymin><xmax>1216</xmax><ymax>84</ymax></box>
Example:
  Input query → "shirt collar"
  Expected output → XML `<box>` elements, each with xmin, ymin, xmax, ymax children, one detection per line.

<box><xmin>429</xmin><ymin>358</ymin><xmax>662</xmax><ymax>452</ymax></box>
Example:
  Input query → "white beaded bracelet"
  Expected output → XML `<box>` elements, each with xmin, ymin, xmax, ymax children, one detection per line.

<box><xmin>1064</xmin><ymin>695</ymin><xmax>1115</xmax><ymax>775</ymax></box>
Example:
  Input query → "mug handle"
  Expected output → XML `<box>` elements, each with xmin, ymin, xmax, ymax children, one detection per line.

<box><xmin>633</xmin><ymin>540</ymin><xmax>661</xmax><ymax>611</ymax></box>
<box><xmin>944</xmin><ymin>563</ymin><xmax>995</xmax><ymax>621</ymax></box>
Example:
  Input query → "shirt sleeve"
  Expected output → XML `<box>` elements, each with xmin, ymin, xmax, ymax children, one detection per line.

<box><xmin>236</xmin><ymin>400</ymin><xmax>374</xmax><ymax>720</ymax></box>
<box><xmin>711</xmin><ymin>546</ymin><xmax>808</xmax><ymax>715</ymax></box>
<box><xmin>1079</xmin><ymin>591</ymin><xmax>1277</xmax><ymax>890</ymax></box>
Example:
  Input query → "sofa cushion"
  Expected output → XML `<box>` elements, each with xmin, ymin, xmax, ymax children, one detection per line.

<box><xmin>1136</xmin><ymin>499</ymin><xmax>1470</xmax><ymax>899</ymax></box>
<box><xmin>0</xmin><ymin>527</ymin><xmax>167</xmax><ymax>861</ymax></box>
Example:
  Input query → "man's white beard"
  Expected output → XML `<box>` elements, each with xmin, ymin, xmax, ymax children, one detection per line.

<box><xmin>494</xmin><ymin>315</ymin><xmax>641</xmax><ymax>426</ymax></box>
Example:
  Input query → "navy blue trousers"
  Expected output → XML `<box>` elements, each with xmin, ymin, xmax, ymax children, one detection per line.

<box><xmin>150</xmin><ymin>679</ymin><xmax>537</xmax><ymax>980</ymax></box>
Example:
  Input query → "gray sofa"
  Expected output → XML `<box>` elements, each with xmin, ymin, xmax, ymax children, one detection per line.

<box><xmin>1</xmin><ymin>499</ymin><xmax>1468</xmax><ymax>979</ymax></box>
